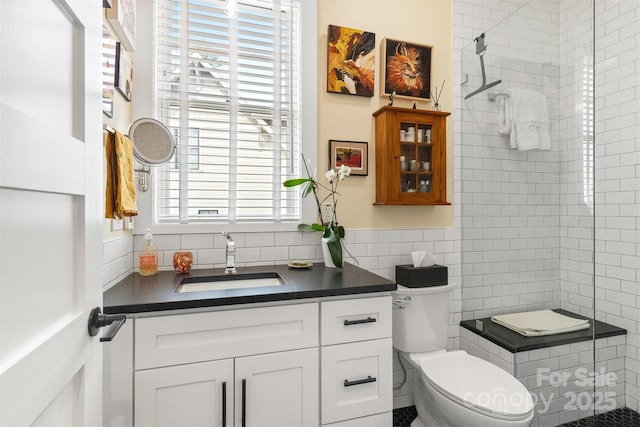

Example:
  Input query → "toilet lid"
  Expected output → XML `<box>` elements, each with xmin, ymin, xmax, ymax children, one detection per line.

<box><xmin>420</xmin><ymin>351</ymin><xmax>534</xmax><ymax>419</ymax></box>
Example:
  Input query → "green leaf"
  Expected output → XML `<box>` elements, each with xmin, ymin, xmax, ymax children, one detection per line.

<box><xmin>283</xmin><ymin>178</ymin><xmax>312</xmax><ymax>187</ymax></box>
<box><xmin>327</xmin><ymin>238</ymin><xmax>343</xmax><ymax>267</ymax></box>
<box><xmin>336</xmin><ymin>225</ymin><xmax>345</xmax><ymax>239</ymax></box>
<box><xmin>296</xmin><ymin>224</ymin><xmax>314</xmax><ymax>232</ymax></box>
<box><xmin>310</xmin><ymin>223</ymin><xmax>325</xmax><ymax>233</ymax></box>
<box><xmin>302</xmin><ymin>181</ymin><xmax>314</xmax><ymax>198</ymax></box>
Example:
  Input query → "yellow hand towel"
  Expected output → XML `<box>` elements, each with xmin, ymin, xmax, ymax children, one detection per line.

<box><xmin>105</xmin><ymin>130</ymin><xmax>138</xmax><ymax>219</ymax></box>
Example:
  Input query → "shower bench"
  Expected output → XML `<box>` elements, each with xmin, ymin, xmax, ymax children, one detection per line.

<box><xmin>460</xmin><ymin>309</ymin><xmax>626</xmax><ymax>427</ymax></box>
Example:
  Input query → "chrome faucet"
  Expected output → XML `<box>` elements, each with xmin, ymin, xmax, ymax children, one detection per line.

<box><xmin>222</xmin><ymin>232</ymin><xmax>236</xmax><ymax>274</ymax></box>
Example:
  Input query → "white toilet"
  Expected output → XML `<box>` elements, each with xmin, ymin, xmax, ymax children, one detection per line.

<box><xmin>393</xmin><ymin>283</ymin><xmax>534</xmax><ymax>427</ymax></box>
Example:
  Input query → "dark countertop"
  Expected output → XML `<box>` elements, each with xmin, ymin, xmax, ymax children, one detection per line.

<box><xmin>103</xmin><ymin>262</ymin><xmax>397</xmax><ymax>314</ymax></box>
<box><xmin>460</xmin><ymin>309</ymin><xmax>626</xmax><ymax>353</ymax></box>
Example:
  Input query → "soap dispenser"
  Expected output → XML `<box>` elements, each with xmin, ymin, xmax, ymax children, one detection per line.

<box><xmin>139</xmin><ymin>229</ymin><xmax>158</xmax><ymax>276</ymax></box>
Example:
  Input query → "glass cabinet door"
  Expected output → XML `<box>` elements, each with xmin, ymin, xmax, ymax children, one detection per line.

<box><xmin>399</xmin><ymin>122</ymin><xmax>433</xmax><ymax>194</ymax></box>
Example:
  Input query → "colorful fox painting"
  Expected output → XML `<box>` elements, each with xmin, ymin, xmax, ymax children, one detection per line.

<box><xmin>383</xmin><ymin>39</ymin><xmax>431</xmax><ymax>100</ymax></box>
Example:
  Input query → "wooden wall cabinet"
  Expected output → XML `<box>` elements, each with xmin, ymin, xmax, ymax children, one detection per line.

<box><xmin>373</xmin><ymin>106</ymin><xmax>450</xmax><ymax>205</ymax></box>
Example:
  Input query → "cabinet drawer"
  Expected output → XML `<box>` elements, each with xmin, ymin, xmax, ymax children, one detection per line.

<box><xmin>135</xmin><ymin>303</ymin><xmax>318</xmax><ymax>370</ymax></box>
<box><xmin>321</xmin><ymin>338</ymin><xmax>393</xmax><ymax>424</ymax></box>
<box><xmin>323</xmin><ymin>411</ymin><xmax>392</xmax><ymax>427</ymax></box>
<box><xmin>321</xmin><ymin>296</ymin><xmax>391</xmax><ymax>345</ymax></box>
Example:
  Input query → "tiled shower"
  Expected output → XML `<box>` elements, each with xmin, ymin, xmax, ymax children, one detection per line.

<box><xmin>454</xmin><ymin>0</ymin><xmax>639</xmax><ymax>423</ymax></box>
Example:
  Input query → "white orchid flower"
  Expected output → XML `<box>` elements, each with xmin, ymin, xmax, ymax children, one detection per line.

<box><xmin>325</xmin><ymin>169</ymin><xmax>337</xmax><ymax>183</ymax></box>
<box><xmin>337</xmin><ymin>165</ymin><xmax>352</xmax><ymax>181</ymax></box>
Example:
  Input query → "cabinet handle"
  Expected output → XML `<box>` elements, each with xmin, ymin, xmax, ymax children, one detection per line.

<box><xmin>344</xmin><ymin>375</ymin><xmax>377</xmax><ymax>387</ymax></box>
<box><xmin>343</xmin><ymin>316</ymin><xmax>377</xmax><ymax>326</ymax></box>
<box><xmin>221</xmin><ymin>381</ymin><xmax>226</xmax><ymax>427</ymax></box>
<box><xmin>241</xmin><ymin>379</ymin><xmax>246</xmax><ymax>427</ymax></box>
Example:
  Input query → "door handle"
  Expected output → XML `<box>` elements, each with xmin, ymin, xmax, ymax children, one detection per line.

<box><xmin>241</xmin><ymin>379</ymin><xmax>247</xmax><ymax>427</ymax></box>
<box><xmin>221</xmin><ymin>381</ymin><xmax>227</xmax><ymax>427</ymax></box>
<box><xmin>88</xmin><ymin>307</ymin><xmax>126</xmax><ymax>342</ymax></box>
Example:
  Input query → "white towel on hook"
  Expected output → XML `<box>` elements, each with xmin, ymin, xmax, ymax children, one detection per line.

<box><xmin>497</xmin><ymin>96</ymin><xmax>516</xmax><ymax>149</ymax></box>
<box><xmin>499</xmin><ymin>89</ymin><xmax>551</xmax><ymax>151</ymax></box>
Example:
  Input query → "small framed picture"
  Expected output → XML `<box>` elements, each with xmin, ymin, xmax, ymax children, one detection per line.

<box><xmin>115</xmin><ymin>42</ymin><xmax>133</xmax><ymax>102</ymax></box>
<box><xmin>382</xmin><ymin>38</ymin><xmax>432</xmax><ymax>101</ymax></box>
<box><xmin>329</xmin><ymin>140</ymin><xmax>368</xmax><ymax>176</ymax></box>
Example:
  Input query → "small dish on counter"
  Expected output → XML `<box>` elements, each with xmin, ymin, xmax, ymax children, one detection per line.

<box><xmin>288</xmin><ymin>260</ymin><xmax>313</xmax><ymax>269</ymax></box>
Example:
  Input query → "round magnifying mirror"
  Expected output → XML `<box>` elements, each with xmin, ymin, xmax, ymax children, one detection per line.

<box><xmin>128</xmin><ymin>118</ymin><xmax>175</xmax><ymax>166</ymax></box>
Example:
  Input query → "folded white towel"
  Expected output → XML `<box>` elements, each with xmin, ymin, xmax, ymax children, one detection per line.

<box><xmin>491</xmin><ymin>310</ymin><xmax>589</xmax><ymax>337</ymax></box>
<box><xmin>498</xmin><ymin>96</ymin><xmax>516</xmax><ymax>149</ymax></box>
<box><xmin>499</xmin><ymin>89</ymin><xmax>551</xmax><ymax>152</ymax></box>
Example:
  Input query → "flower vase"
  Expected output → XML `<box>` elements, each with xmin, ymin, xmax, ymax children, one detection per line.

<box><xmin>321</xmin><ymin>237</ymin><xmax>342</xmax><ymax>268</ymax></box>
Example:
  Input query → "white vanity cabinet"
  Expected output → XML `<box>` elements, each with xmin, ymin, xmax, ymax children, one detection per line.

<box><xmin>133</xmin><ymin>303</ymin><xmax>319</xmax><ymax>427</ymax></box>
<box><xmin>135</xmin><ymin>348</ymin><xmax>318</xmax><ymax>427</ymax></box>
<box><xmin>103</xmin><ymin>294</ymin><xmax>393</xmax><ymax>427</ymax></box>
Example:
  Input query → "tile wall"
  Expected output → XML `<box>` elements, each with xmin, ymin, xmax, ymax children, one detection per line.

<box><xmin>591</xmin><ymin>0</ymin><xmax>640</xmax><ymax>412</ymax></box>
<box><xmin>455</xmin><ymin>0</ymin><xmax>564</xmax><ymax>320</ymax></box>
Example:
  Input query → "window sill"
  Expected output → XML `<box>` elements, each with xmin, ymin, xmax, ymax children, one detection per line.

<box><xmin>134</xmin><ymin>221</ymin><xmax>303</xmax><ymax>235</ymax></box>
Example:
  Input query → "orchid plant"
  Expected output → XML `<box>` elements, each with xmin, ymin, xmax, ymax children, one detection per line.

<box><xmin>283</xmin><ymin>156</ymin><xmax>351</xmax><ymax>267</ymax></box>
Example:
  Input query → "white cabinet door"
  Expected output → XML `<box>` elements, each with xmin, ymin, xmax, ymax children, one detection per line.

<box><xmin>135</xmin><ymin>359</ymin><xmax>234</xmax><ymax>427</ymax></box>
<box><xmin>235</xmin><ymin>348</ymin><xmax>319</xmax><ymax>427</ymax></box>
<box><xmin>0</xmin><ymin>0</ymin><xmax>103</xmax><ymax>425</ymax></box>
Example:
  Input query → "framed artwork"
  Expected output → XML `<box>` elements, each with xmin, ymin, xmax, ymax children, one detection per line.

<box><xmin>329</xmin><ymin>140</ymin><xmax>368</xmax><ymax>176</ymax></box>
<box><xmin>115</xmin><ymin>42</ymin><xmax>133</xmax><ymax>102</ymax></box>
<box><xmin>382</xmin><ymin>38</ymin><xmax>432</xmax><ymax>100</ymax></box>
<box><xmin>102</xmin><ymin>26</ymin><xmax>116</xmax><ymax>117</ymax></box>
<box><xmin>106</xmin><ymin>0</ymin><xmax>136</xmax><ymax>51</ymax></box>
<box><xmin>327</xmin><ymin>25</ymin><xmax>375</xmax><ymax>97</ymax></box>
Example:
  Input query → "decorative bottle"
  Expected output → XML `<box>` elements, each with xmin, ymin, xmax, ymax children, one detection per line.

<box><xmin>139</xmin><ymin>229</ymin><xmax>158</xmax><ymax>276</ymax></box>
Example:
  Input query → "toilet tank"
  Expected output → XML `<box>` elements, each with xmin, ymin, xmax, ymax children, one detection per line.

<box><xmin>392</xmin><ymin>282</ymin><xmax>457</xmax><ymax>353</ymax></box>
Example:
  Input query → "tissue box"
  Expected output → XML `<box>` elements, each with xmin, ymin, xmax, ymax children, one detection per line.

<box><xmin>395</xmin><ymin>264</ymin><xmax>448</xmax><ymax>288</ymax></box>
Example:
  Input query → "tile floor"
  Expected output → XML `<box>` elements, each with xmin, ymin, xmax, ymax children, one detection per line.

<box><xmin>558</xmin><ymin>407</ymin><xmax>640</xmax><ymax>427</ymax></box>
<box><xmin>392</xmin><ymin>406</ymin><xmax>417</xmax><ymax>427</ymax></box>
<box><xmin>392</xmin><ymin>406</ymin><xmax>640</xmax><ymax>427</ymax></box>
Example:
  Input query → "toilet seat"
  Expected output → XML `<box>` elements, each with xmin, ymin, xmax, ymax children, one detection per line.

<box><xmin>417</xmin><ymin>350</ymin><xmax>534</xmax><ymax>421</ymax></box>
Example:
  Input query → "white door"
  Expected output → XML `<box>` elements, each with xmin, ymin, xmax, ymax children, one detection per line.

<box><xmin>235</xmin><ymin>348</ymin><xmax>319</xmax><ymax>427</ymax></box>
<box><xmin>0</xmin><ymin>0</ymin><xmax>103</xmax><ymax>425</ymax></box>
<box><xmin>135</xmin><ymin>359</ymin><xmax>234</xmax><ymax>427</ymax></box>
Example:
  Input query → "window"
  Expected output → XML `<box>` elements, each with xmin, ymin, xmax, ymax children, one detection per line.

<box><xmin>155</xmin><ymin>0</ymin><xmax>301</xmax><ymax>223</ymax></box>
<box><xmin>582</xmin><ymin>56</ymin><xmax>594</xmax><ymax>210</ymax></box>
<box><xmin>170</xmin><ymin>127</ymin><xmax>201</xmax><ymax>170</ymax></box>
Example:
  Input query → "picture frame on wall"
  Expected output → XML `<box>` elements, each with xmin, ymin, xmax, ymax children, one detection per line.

<box><xmin>106</xmin><ymin>0</ymin><xmax>136</xmax><ymax>52</ymax></box>
<box><xmin>382</xmin><ymin>38</ymin><xmax>432</xmax><ymax>101</ymax></box>
<box><xmin>102</xmin><ymin>25</ymin><xmax>116</xmax><ymax>117</ymax></box>
<box><xmin>115</xmin><ymin>42</ymin><xmax>133</xmax><ymax>102</ymax></box>
<box><xmin>327</xmin><ymin>24</ymin><xmax>376</xmax><ymax>97</ymax></box>
<box><xmin>329</xmin><ymin>140</ymin><xmax>368</xmax><ymax>176</ymax></box>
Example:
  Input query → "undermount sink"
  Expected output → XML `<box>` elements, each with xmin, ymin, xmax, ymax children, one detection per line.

<box><xmin>177</xmin><ymin>272</ymin><xmax>285</xmax><ymax>293</ymax></box>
